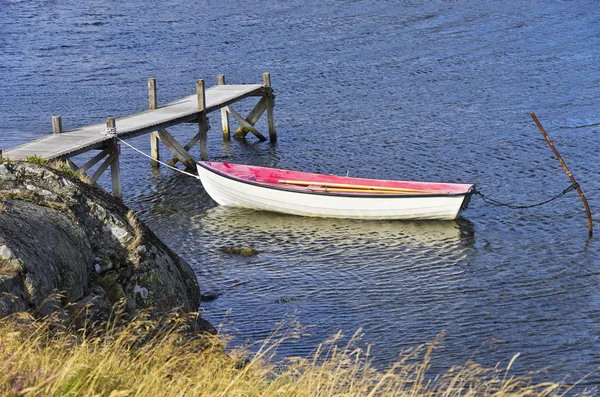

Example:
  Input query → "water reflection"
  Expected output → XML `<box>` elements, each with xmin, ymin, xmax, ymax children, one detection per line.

<box><xmin>197</xmin><ymin>206</ymin><xmax>475</xmax><ymax>251</ymax></box>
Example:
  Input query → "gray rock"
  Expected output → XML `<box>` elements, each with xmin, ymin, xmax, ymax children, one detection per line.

<box><xmin>0</xmin><ymin>201</ymin><xmax>92</xmax><ymax>313</ymax></box>
<box><xmin>0</xmin><ymin>273</ymin><xmax>26</xmax><ymax>298</ymax></box>
<box><xmin>133</xmin><ymin>285</ymin><xmax>149</xmax><ymax>300</ymax></box>
<box><xmin>0</xmin><ymin>294</ymin><xmax>28</xmax><ymax>318</ymax></box>
<box><xmin>0</xmin><ymin>162</ymin><xmax>214</xmax><ymax>333</ymax></box>
<box><xmin>0</xmin><ymin>245</ymin><xmax>15</xmax><ymax>260</ymax></box>
<box><xmin>66</xmin><ymin>286</ymin><xmax>112</xmax><ymax>329</ymax></box>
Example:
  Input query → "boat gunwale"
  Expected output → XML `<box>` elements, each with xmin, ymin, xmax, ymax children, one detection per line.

<box><xmin>197</xmin><ymin>161</ymin><xmax>475</xmax><ymax>199</ymax></box>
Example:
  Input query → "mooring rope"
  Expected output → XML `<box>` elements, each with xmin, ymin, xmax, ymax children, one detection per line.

<box><xmin>472</xmin><ymin>183</ymin><xmax>579</xmax><ymax>209</ymax></box>
<box><xmin>104</xmin><ymin>130</ymin><xmax>579</xmax><ymax>210</ymax></box>
<box><xmin>113</xmin><ymin>136</ymin><xmax>200</xmax><ymax>180</ymax></box>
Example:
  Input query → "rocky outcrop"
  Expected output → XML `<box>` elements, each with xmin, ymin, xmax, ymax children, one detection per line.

<box><xmin>0</xmin><ymin>161</ymin><xmax>214</xmax><ymax>333</ymax></box>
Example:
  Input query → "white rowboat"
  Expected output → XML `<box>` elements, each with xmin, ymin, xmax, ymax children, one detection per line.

<box><xmin>196</xmin><ymin>161</ymin><xmax>474</xmax><ymax>220</ymax></box>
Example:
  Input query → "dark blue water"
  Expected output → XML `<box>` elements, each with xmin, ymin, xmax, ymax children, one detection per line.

<box><xmin>2</xmin><ymin>0</ymin><xmax>600</xmax><ymax>390</ymax></box>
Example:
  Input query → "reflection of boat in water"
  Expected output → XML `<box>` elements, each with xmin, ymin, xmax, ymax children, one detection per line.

<box><xmin>197</xmin><ymin>206</ymin><xmax>475</xmax><ymax>249</ymax></box>
<box><xmin>197</xmin><ymin>162</ymin><xmax>474</xmax><ymax>220</ymax></box>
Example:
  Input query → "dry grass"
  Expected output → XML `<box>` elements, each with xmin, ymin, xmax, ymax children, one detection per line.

<box><xmin>76</xmin><ymin>171</ymin><xmax>93</xmax><ymax>185</ymax></box>
<box><xmin>0</xmin><ymin>312</ymin><xmax>592</xmax><ymax>397</ymax></box>
<box><xmin>126</xmin><ymin>210</ymin><xmax>144</xmax><ymax>252</ymax></box>
<box><xmin>51</xmin><ymin>160</ymin><xmax>80</xmax><ymax>180</ymax></box>
<box><xmin>0</xmin><ymin>258</ymin><xmax>24</xmax><ymax>275</ymax></box>
<box><xmin>0</xmin><ymin>191</ymin><xmax>67</xmax><ymax>213</ymax></box>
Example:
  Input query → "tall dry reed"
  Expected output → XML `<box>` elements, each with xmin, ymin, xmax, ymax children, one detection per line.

<box><xmin>0</xmin><ymin>309</ymin><xmax>592</xmax><ymax>396</ymax></box>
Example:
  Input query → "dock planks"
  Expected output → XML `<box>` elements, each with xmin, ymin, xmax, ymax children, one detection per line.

<box><xmin>4</xmin><ymin>84</ymin><xmax>266</xmax><ymax>161</ymax></box>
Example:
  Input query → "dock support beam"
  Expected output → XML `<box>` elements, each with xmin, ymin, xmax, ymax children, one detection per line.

<box><xmin>263</xmin><ymin>72</ymin><xmax>277</xmax><ymax>143</ymax></box>
<box><xmin>232</xmin><ymin>98</ymin><xmax>267</xmax><ymax>139</ymax></box>
<box><xmin>231</xmin><ymin>72</ymin><xmax>275</xmax><ymax>142</ymax></box>
<box><xmin>217</xmin><ymin>74</ymin><xmax>230</xmax><ymax>140</ymax></box>
<box><xmin>157</xmin><ymin>129</ymin><xmax>196</xmax><ymax>169</ymax></box>
<box><xmin>148</xmin><ymin>78</ymin><xmax>160</xmax><ymax>168</ymax></box>
<box><xmin>197</xmin><ymin>79</ymin><xmax>209</xmax><ymax>161</ymax></box>
<box><xmin>52</xmin><ymin>116</ymin><xmax>63</xmax><ymax>134</ymax></box>
<box><xmin>226</xmin><ymin>106</ymin><xmax>267</xmax><ymax>141</ymax></box>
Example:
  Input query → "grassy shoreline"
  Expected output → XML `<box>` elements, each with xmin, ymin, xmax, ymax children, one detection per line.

<box><xmin>0</xmin><ymin>310</ymin><xmax>591</xmax><ymax>396</ymax></box>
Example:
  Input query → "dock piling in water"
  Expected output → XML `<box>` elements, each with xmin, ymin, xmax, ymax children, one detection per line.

<box><xmin>263</xmin><ymin>72</ymin><xmax>277</xmax><ymax>143</ymax></box>
<box><xmin>197</xmin><ymin>79</ymin><xmax>209</xmax><ymax>161</ymax></box>
<box><xmin>148</xmin><ymin>78</ymin><xmax>160</xmax><ymax>168</ymax></box>
<box><xmin>217</xmin><ymin>74</ymin><xmax>230</xmax><ymax>140</ymax></box>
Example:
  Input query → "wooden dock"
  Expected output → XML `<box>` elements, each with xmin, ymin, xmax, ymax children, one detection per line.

<box><xmin>1</xmin><ymin>73</ymin><xmax>277</xmax><ymax>200</ymax></box>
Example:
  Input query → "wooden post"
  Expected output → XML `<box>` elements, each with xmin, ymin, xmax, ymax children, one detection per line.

<box><xmin>148</xmin><ymin>78</ymin><xmax>160</xmax><ymax>168</ymax></box>
<box><xmin>106</xmin><ymin>117</ymin><xmax>116</xmax><ymax>134</ymax></box>
<box><xmin>52</xmin><ymin>116</ymin><xmax>63</xmax><ymax>134</ymax></box>
<box><xmin>197</xmin><ymin>79</ymin><xmax>209</xmax><ymax>160</ymax></box>
<box><xmin>110</xmin><ymin>140</ymin><xmax>122</xmax><ymax>201</ymax></box>
<box><xmin>262</xmin><ymin>72</ymin><xmax>276</xmax><ymax>142</ymax></box>
<box><xmin>148</xmin><ymin>78</ymin><xmax>157</xmax><ymax>110</ymax></box>
<box><xmin>197</xmin><ymin>79</ymin><xmax>206</xmax><ymax>111</ymax></box>
<box><xmin>217</xmin><ymin>74</ymin><xmax>230</xmax><ymax>140</ymax></box>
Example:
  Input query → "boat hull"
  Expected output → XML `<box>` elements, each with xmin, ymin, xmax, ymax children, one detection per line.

<box><xmin>196</xmin><ymin>162</ymin><xmax>472</xmax><ymax>220</ymax></box>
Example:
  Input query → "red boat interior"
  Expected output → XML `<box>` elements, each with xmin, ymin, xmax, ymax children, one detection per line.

<box><xmin>201</xmin><ymin>162</ymin><xmax>472</xmax><ymax>195</ymax></box>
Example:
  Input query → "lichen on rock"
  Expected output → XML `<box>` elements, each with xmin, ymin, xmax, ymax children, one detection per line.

<box><xmin>0</xmin><ymin>161</ymin><xmax>214</xmax><ymax>333</ymax></box>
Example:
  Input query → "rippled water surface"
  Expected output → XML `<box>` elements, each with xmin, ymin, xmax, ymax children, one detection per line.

<box><xmin>2</xmin><ymin>0</ymin><xmax>600</xmax><ymax>389</ymax></box>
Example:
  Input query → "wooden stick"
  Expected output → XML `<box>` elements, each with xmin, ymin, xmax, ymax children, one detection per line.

<box><xmin>277</xmin><ymin>179</ymin><xmax>437</xmax><ymax>193</ymax></box>
<box><xmin>531</xmin><ymin>112</ymin><xmax>593</xmax><ymax>237</ymax></box>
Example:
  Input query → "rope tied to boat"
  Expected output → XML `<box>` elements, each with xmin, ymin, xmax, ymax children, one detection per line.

<box><xmin>114</xmin><ymin>137</ymin><xmax>200</xmax><ymax>179</ymax></box>
<box><xmin>472</xmin><ymin>182</ymin><xmax>579</xmax><ymax>209</ymax></box>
